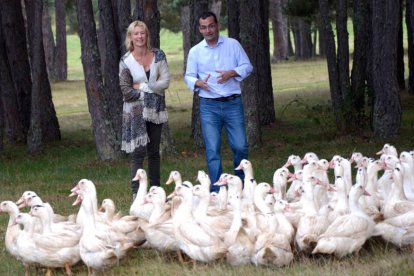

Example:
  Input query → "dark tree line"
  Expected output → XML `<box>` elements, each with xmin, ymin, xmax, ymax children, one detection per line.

<box><xmin>0</xmin><ymin>0</ymin><xmax>412</xmax><ymax>158</ymax></box>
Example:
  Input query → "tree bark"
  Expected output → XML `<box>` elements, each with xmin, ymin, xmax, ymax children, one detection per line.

<box><xmin>0</xmin><ymin>10</ymin><xmax>26</xmax><ymax>144</ymax></box>
<box><xmin>26</xmin><ymin>0</ymin><xmax>44</xmax><ymax>153</ymax></box>
<box><xmin>190</xmin><ymin>0</ymin><xmax>209</xmax><ymax>148</ymax></box>
<box><xmin>317</xmin><ymin>17</ymin><xmax>326</xmax><ymax>56</ymax></box>
<box><xmin>238</xmin><ymin>0</ymin><xmax>262</xmax><ymax>148</ymax></box>
<box><xmin>76</xmin><ymin>0</ymin><xmax>120</xmax><ymax>160</ymax></box>
<box><xmin>135</xmin><ymin>0</ymin><xmax>175</xmax><ymax>155</ymax></box>
<box><xmin>407</xmin><ymin>0</ymin><xmax>414</xmax><ymax>95</ymax></box>
<box><xmin>227</xmin><ymin>0</ymin><xmax>239</xmax><ymax>40</ymax></box>
<box><xmin>350</xmin><ymin>0</ymin><xmax>369</xmax><ymax>126</ymax></box>
<box><xmin>336</xmin><ymin>0</ymin><xmax>350</xmax><ymax>116</ymax></box>
<box><xmin>116</xmin><ymin>0</ymin><xmax>131</xmax><ymax>55</ymax></box>
<box><xmin>181</xmin><ymin>5</ymin><xmax>191</xmax><ymax>73</ymax></box>
<box><xmin>371</xmin><ymin>0</ymin><xmax>401</xmax><ymax>138</ymax></box>
<box><xmin>319</xmin><ymin>0</ymin><xmax>342</xmax><ymax>127</ymax></box>
<box><xmin>396</xmin><ymin>0</ymin><xmax>405</xmax><ymax>90</ymax></box>
<box><xmin>210</xmin><ymin>0</ymin><xmax>222</xmax><ymax>18</ymax></box>
<box><xmin>257</xmin><ymin>0</ymin><xmax>275</xmax><ymax>126</ymax></box>
<box><xmin>26</xmin><ymin>0</ymin><xmax>61</xmax><ymax>153</ymax></box>
<box><xmin>0</xmin><ymin>0</ymin><xmax>32</xmax><ymax>139</ymax></box>
<box><xmin>291</xmin><ymin>17</ymin><xmax>312</xmax><ymax>59</ymax></box>
<box><xmin>42</xmin><ymin>0</ymin><xmax>56</xmax><ymax>81</ymax></box>
<box><xmin>270</xmin><ymin>0</ymin><xmax>288</xmax><ymax>62</ymax></box>
<box><xmin>134</xmin><ymin>0</ymin><xmax>161</xmax><ymax>49</ymax></box>
<box><xmin>54</xmin><ymin>0</ymin><xmax>68</xmax><ymax>80</ymax></box>
<box><xmin>98</xmin><ymin>0</ymin><xmax>123</xmax><ymax>144</ymax></box>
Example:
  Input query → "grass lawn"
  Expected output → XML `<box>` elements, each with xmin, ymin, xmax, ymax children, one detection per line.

<box><xmin>1</xmin><ymin>32</ymin><xmax>414</xmax><ymax>275</ymax></box>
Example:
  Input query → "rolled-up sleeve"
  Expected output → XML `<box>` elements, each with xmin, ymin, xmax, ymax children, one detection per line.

<box><xmin>184</xmin><ymin>47</ymin><xmax>199</xmax><ymax>92</ymax></box>
<box><xmin>233</xmin><ymin>40</ymin><xmax>253</xmax><ymax>82</ymax></box>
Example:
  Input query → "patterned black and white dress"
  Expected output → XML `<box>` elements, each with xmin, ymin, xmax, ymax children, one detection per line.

<box><xmin>119</xmin><ymin>48</ymin><xmax>169</xmax><ymax>153</ymax></box>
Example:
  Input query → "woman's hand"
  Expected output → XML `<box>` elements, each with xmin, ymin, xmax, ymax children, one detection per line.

<box><xmin>133</xmin><ymin>82</ymin><xmax>140</xmax><ymax>90</ymax></box>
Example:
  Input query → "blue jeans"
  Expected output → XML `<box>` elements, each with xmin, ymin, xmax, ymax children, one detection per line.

<box><xmin>199</xmin><ymin>96</ymin><xmax>248</xmax><ymax>192</ymax></box>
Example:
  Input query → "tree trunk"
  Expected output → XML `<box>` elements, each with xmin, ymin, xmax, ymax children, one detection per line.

<box><xmin>0</xmin><ymin>11</ymin><xmax>26</xmax><ymax>144</ymax></box>
<box><xmin>134</xmin><ymin>0</ymin><xmax>161</xmax><ymax>49</ymax></box>
<box><xmin>227</xmin><ymin>0</ymin><xmax>239</xmax><ymax>40</ymax></box>
<box><xmin>26</xmin><ymin>0</ymin><xmax>44</xmax><ymax>153</ymax></box>
<box><xmin>287</xmin><ymin>22</ymin><xmax>294</xmax><ymax>56</ymax></box>
<box><xmin>54</xmin><ymin>0</ymin><xmax>68</xmax><ymax>80</ymax></box>
<box><xmin>317</xmin><ymin>17</ymin><xmax>326</xmax><ymax>56</ymax></box>
<box><xmin>292</xmin><ymin>17</ymin><xmax>312</xmax><ymax>59</ymax></box>
<box><xmin>98</xmin><ymin>0</ymin><xmax>123</xmax><ymax>145</ymax></box>
<box><xmin>0</xmin><ymin>0</ymin><xmax>32</xmax><ymax>139</ymax></box>
<box><xmin>181</xmin><ymin>5</ymin><xmax>191</xmax><ymax>73</ymax></box>
<box><xmin>238</xmin><ymin>0</ymin><xmax>262</xmax><ymax>148</ymax></box>
<box><xmin>116</xmin><ymin>0</ymin><xmax>131</xmax><ymax>55</ymax></box>
<box><xmin>270</xmin><ymin>0</ymin><xmax>288</xmax><ymax>62</ymax></box>
<box><xmin>42</xmin><ymin>0</ymin><xmax>56</xmax><ymax>81</ymax></box>
<box><xmin>0</xmin><ymin>83</ymin><xmax>3</xmax><ymax>151</ymax></box>
<box><xmin>351</xmin><ymin>0</ymin><xmax>369</xmax><ymax>126</ymax></box>
<box><xmin>135</xmin><ymin>0</ymin><xmax>175</xmax><ymax>155</ymax></box>
<box><xmin>407</xmin><ymin>0</ymin><xmax>414</xmax><ymax>95</ymax></box>
<box><xmin>190</xmin><ymin>0</ymin><xmax>209</xmax><ymax>148</ymax></box>
<box><xmin>257</xmin><ymin>0</ymin><xmax>275</xmax><ymax>126</ymax></box>
<box><xmin>26</xmin><ymin>0</ymin><xmax>61</xmax><ymax>153</ymax></box>
<box><xmin>210</xmin><ymin>0</ymin><xmax>222</xmax><ymax>18</ymax></box>
<box><xmin>396</xmin><ymin>0</ymin><xmax>405</xmax><ymax>90</ymax></box>
<box><xmin>319</xmin><ymin>0</ymin><xmax>342</xmax><ymax>127</ymax></box>
<box><xmin>371</xmin><ymin>0</ymin><xmax>401</xmax><ymax>138</ymax></box>
<box><xmin>336</xmin><ymin>0</ymin><xmax>350</xmax><ymax>130</ymax></box>
<box><xmin>76</xmin><ymin>0</ymin><xmax>121</xmax><ymax>160</ymax></box>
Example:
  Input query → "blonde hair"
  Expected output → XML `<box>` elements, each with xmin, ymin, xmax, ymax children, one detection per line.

<box><xmin>125</xmin><ymin>20</ymin><xmax>152</xmax><ymax>52</ymax></box>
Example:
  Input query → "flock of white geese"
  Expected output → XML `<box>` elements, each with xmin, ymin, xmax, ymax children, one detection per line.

<box><xmin>1</xmin><ymin>143</ymin><xmax>414</xmax><ymax>275</ymax></box>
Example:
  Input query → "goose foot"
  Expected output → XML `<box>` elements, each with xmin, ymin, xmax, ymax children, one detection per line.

<box><xmin>64</xmin><ymin>263</ymin><xmax>72</xmax><ymax>276</ymax></box>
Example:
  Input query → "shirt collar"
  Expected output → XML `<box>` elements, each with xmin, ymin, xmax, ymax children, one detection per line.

<box><xmin>202</xmin><ymin>35</ymin><xmax>224</xmax><ymax>48</ymax></box>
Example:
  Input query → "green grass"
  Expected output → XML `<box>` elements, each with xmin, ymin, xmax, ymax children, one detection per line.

<box><xmin>1</xmin><ymin>31</ymin><xmax>414</xmax><ymax>275</ymax></box>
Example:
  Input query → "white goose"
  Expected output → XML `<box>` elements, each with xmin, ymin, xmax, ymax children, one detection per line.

<box><xmin>286</xmin><ymin>170</ymin><xmax>304</xmax><ymax>203</ymax></box>
<box><xmin>399</xmin><ymin>151</ymin><xmax>414</xmax><ymax>201</ymax></box>
<box><xmin>283</xmin><ymin>154</ymin><xmax>303</xmax><ymax>173</ymax></box>
<box><xmin>29</xmin><ymin>205</ymin><xmax>81</xmax><ymax>275</ymax></box>
<box><xmin>295</xmin><ymin>176</ymin><xmax>330</xmax><ymax>253</ymax></box>
<box><xmin>330</xmin><ymin>156</ymin><xmax>352</xmax><ymax>193</ymax></box>
<box><xmin>224</xmin><ymin>194</ymin><xmax>255</xmax><ymax>266</ymax></box>
<box><xmin>16</xmin><ymin>191</ymin><xmax>72</xmax><ymax>223</ymax></box>
<box><xmin>272</xmin><ymin>167</ymin><xmax>289</xmax><ymax>200</ymax></box>
<box><xmin>235</xmin><ymin>159</ymin><xmax>257</xmax><ymax>206</ymax></box>
<box><xmin>99</xmin><ymin>198</ymin><xmax>145</xmax><ymax>245</ymax></box>
<box><xmin>273</xmin><ymin>199</ymin><xmax>295</xmax><ymax>244</ymax></box>
<box><xmin>72</xmin><ymin>179</ymin><xmax>135</xmax><ymax>275</ymax></box>
<box><xmin>129</xmin><ymin>169</ymin><xmax>153</xmax><ymax>220</ymax></box>
<box><xmin>138</xmin><ymin>187</ymin><xmax>179</xmax><ymax>254</ymax></box>
<box><xmin>0</xmin><ymin>201</ymin><xmax>24</xmax><ymax>265</ymax></box>
<box><xmin>350</xmin><ymin>152</ymin><xmax>365</xmax><ymax>168</ymax></box>
<box><xmin>383</xmin><ymin>164</ymin><xmax>414</xmax><ymax>219</ymax></box>
<box><xmin>191</xmin><ymin>184</ymin><xmax>232</xmax><ymax>238</ymax></box>
<box><xmin>251</xmin><ymin>211</ymin><xmax>293</xmax><ymax>267</ymax></box>
<box><xmin>172</xmin><ymin>184</ymin><xmax>227</xmax><ymax>263</ymax></box>
<box><xmin>373</xmin><ymin>210</ymin><xmax>414</xmax><ymax>249</ymax></box>
<box><xmin>312</xmin><ymin>184</ymin><xmax>375</xmax><ymax>258</ymax></box>
<box><xmin>327</xmin><ymin>176</ymin><xmax>349</xmax><ymax>223</ymax></box>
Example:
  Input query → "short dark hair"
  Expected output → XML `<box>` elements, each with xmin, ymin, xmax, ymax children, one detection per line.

<box><xmin>199</xmin><ymin>11</ymin><xmax>218</xmax><ymax>23</ymax></box>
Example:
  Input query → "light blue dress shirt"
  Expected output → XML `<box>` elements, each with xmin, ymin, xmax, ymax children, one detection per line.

<box><xmin>184</xmin><ymin>35</ymin><xmax>253</xmax><ymax>98</ymax></box>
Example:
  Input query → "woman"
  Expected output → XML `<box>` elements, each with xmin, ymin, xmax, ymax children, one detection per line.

<box><xmin>119</xmin><ymin>20</ymin><xmax>170</xmax><ymax>200</ymax></box>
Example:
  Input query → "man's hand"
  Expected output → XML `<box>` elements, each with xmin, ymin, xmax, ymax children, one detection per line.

<box><xmin>196</xmin><ymin>74</ymin><xmax>211</xmax><ymax>90</ymax></box>
<box><xmin>216</xmin><ymin>70</ymin><xmax>237</xmax><ymax>84</ymax></box>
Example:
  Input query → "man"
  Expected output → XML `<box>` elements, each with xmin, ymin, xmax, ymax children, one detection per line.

<box><xmin>184</xmin><ymin>11</ymin><xmax>253</xmax><ymax>192</ymax></box>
